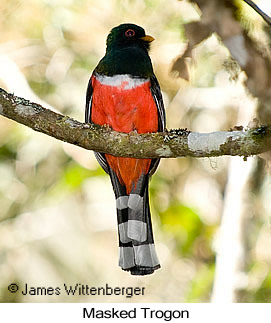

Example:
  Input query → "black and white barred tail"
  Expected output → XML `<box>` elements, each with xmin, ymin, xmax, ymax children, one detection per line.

<box><xmin>110</xmin><ymin>170</ymin><xmax>160</xmax><ymax>275</ymax></box>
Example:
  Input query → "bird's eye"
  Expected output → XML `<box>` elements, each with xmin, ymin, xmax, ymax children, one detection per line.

<box><xmin>125</xmin><ymin>29</ymin><xmax>135</xmax><ymax>38</ymax></box>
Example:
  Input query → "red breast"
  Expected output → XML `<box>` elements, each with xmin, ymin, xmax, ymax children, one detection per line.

<box><xmin>91</xmin><ymin>74</ymin><xmax>158</xmax><ymax>193</ymax></box>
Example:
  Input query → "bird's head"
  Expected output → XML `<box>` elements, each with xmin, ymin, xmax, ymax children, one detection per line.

<box><xmin>106</xmin><ymin>23</ymin><xmax>154</xmax><ymax>52</ymax></box>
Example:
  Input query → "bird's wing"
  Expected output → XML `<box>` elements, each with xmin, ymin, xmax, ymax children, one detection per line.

<box><xmin>85</xmin><ymin>75</ymin><xmax>110</xmax><ymax>174</ymax></box>
<box><xmin>150</xmin><ymin>75</ymin><xmax>166</xmax><ymax>132</ymax></box>
<box><xmin>149</xmin><ymin>75</ymin><xmax>166</xmax><ymax>176</ymax></box>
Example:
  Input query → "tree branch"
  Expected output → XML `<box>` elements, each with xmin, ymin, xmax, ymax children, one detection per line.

<box><xmin>243</xmin><ymin>0</ymin><xmax>271</xmax><ymax>26</ymax></box>
<box><xmin>0</xmin><ymin>87</ymin><xmax>270</xmax><ymax>158</ymax></box>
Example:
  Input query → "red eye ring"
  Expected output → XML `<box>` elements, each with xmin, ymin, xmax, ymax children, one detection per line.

<box><xmin>125</xmin><ymin>29</ymin><xmax>136</xmax><ymax>38</ymax></box>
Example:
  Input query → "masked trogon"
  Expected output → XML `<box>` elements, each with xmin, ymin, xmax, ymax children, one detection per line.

<box><xmin>85</xmin><ymin>23</ymin><xmax>166</xmax><ymax>275</ymax></box>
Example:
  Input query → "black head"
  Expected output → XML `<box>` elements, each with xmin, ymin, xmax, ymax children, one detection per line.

<box><xmin>106</xmin><ymin>23</ymin><xmax>154</xmax><ymax>52</ymax></box>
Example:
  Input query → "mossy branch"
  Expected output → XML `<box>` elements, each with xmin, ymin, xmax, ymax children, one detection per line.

<box><xmin>0</xmin><ymin>88</ymin><xmax>270</xmax><ymax>159</ymax></box>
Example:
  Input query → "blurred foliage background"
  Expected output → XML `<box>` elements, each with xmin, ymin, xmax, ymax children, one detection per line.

<box><xmin>0</xmin><ymin>0</ymin><xmax>271</xmax><ymax>302</ymax></box>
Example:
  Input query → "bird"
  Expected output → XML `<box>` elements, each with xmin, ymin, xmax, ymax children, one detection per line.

<box><xmin>85</xmin><ymin>23</ymin><xmax>166</xmax><ymax>276</ymax></box>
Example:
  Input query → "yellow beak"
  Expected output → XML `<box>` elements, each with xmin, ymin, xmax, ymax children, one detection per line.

<box><xmin>140</xmin><ymin>35</ymin><xmax>155</xmax><ymax>43</ymax></box>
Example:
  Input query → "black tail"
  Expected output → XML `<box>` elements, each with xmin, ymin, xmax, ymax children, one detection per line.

<box><xmin>110</xmin><ymin>170</ymin><xmax>160</xmax><ymax>276</ymax></box>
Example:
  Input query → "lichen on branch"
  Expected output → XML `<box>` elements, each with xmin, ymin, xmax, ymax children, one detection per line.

<box><xmin>0</xmin><ymin>88</ymin><xmax>270</xmax><ymax>159</ymax></box>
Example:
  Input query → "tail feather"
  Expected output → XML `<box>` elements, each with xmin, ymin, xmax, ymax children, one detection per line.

<box><xmin>127</xmin><ymin>180</ymin><xmax>147</xmax><ymax>242</ymax></box>
<box><xmin>119</xmin><ymin>245</ymin><xmax>134</xmax><ymax>269</ymax></box>
<box><xmin>127</xmin><ymin>220</ymin><xmax>147</xmax><ymax>242</ymax></box>
<box><xmin>109</xmin><ymin>169</ymin><xmax>160</xmax><ymax>276</ymax></box>
<box><xmin>119</xmin><ymin>186</ymin><xmax>160</xmax><ymax>275</ymax></box>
